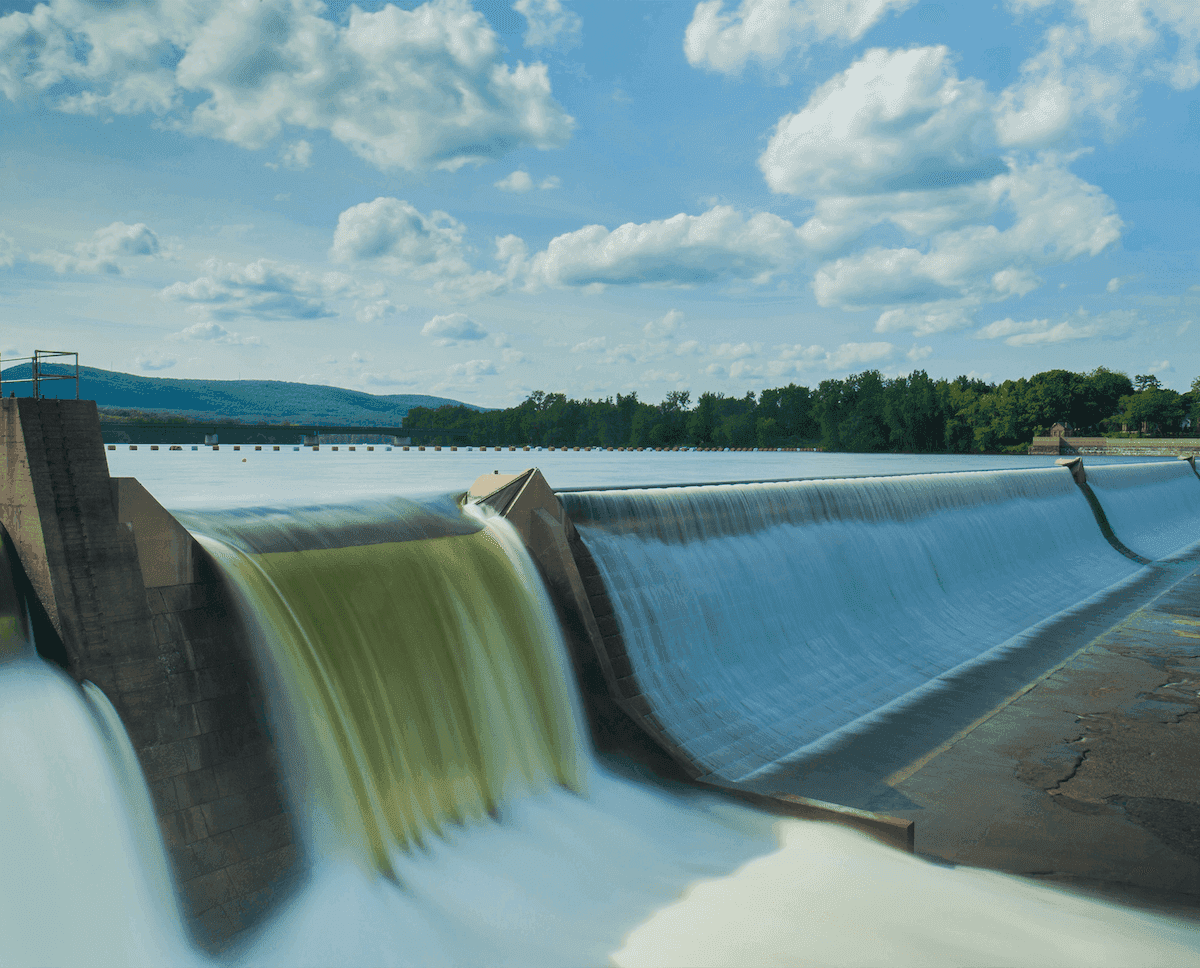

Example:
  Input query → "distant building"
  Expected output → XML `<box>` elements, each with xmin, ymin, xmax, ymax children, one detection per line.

<box><xmin>1050</xmin><ymin>421</ymin><xmax>1073</xmax><ymax>438</ymax></box>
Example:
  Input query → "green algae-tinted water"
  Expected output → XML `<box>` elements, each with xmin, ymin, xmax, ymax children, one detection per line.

<box><xmin>204</xmin><ymin>522</ymin><xmax>585</xmax><ymax>878</ymax></box>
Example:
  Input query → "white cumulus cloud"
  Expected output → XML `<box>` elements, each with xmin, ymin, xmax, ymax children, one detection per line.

<box><xmin>710</xmin><ymin>341</ymin><xmax>759</xmax><ymax>360</ymax></box>
<box><xmin>760</xmin><ymin>46</ymin><xmax>1001</xmax><ymax>199</ymax></box>
<box><xmin>642</xmin><ymin>369</ymin><xmax>685</xmax><ymax>383</ymax></box>
<box><xmin>32</xmin><ymin>222</ymin><xmax>161</xmax><ymax>275</ymax></box>
<box><xmin>495</xmin><ymin>170</ymin><xmax>535</xmax><ymax>193</ymax></box>
<box><xmin>528</xmin><ymin>205</ymin><xmax>806</xmax><ymax>289</ymax></box>
<box><xmin>1011</xmin><ymin>0</ymin><xmax>1200</xmax><ymax>93</ymax></box>
<box><xmin>330</xmin><ymin>197</ymin><xmax>505</xmax><ymax>298</ymax></box>
<box><xmin>759</xmin><ymin>47</ymin><xmax>1123</xmax><ymax>336</ymax></box>
<box><xmin>173</xmin><ymin>321</ymin><xmax>261</xmax><ymax>346</ymax></box>
<box><xmin>422</xmin><ymin>312</ymin><xmax>488</xmax><ymax>345</ymax></box>
<box><xmin>357</xmin><ymin>299</ymin><xmax>403</xmax><ymax>324</ymax></box>
<box><xmin>0</xmin><ymin>0</ymin><xmax>573</xmax><ymax>172</ymax></box>
<box><xmin>684</xmin><ymin>0</ymin><xmax>916</xmax><ymax>75</ymax></box>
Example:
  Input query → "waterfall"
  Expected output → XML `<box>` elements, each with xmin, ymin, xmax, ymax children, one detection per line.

<box><xmin>183</xmin><ymin>499</ymin><xmax>586</xmax><ymax>878</ymax></box>
<box><xmin>562</xmin><ymin>467</ymin><xmax>1143</xmax><ymax>785</ymax></box>
<box><xmin>1085</xmin><ymin>460</ymin><xmax>1200</xmax><ymax>561</ymax></box>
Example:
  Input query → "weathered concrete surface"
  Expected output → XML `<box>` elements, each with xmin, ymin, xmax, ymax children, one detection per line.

<box><xmin>1</xmin><ymin>399</ymin><xmax>297</xmax><ymax>951</ymax></box>
<box><xmin>887</xmin><ymin>564</ymin><xmax>1200</xmax><ymax>920</ymax></box>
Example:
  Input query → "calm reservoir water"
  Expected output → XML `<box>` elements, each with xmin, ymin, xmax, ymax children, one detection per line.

<box><xmin>105</xmin><ymin>446</ymin><xmax>1172</xmax><ymax>508</ymax></box>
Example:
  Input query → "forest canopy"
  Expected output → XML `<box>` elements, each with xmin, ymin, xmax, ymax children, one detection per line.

<box><xmin>402</xmin><ymin>369</ymin><xmax>1200</xmax><ymax>453</ymax></box>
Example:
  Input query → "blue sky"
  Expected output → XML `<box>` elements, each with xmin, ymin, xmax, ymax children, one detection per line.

<box><xmin>1</xmin><ymin>0</ymin><xmax>1198</xmax><ymax>406</ymax></box>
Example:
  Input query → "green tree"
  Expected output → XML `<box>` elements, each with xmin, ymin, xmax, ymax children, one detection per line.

<box><xmin>1074</xmin><ymin>368</ymin><xmax>1133</xmax><ymax>433</ymax></box>
<box><xmin>686</xmin><ymin>392</ymin><xmax>722</xmax><ymax>447</ymax></box>
<box><xmin>1117</xmin><ymin>387</ymin><xmax>1185</xmax><ymax>434</ymax></box>
<box><xmin>884</xmin><ymin>370</ymin><xmax>942</xmax><ymax>452</ymax></box>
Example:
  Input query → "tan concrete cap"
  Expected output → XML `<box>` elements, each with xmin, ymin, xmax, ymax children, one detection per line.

<box><xmin>1056</xmin><ymin>456</ymin><xmax>1086</xmax><ymax>485</ymax></box>
<box><xmin>468</xmin><ymin>471</ymin><xmax>528</xmax><ymax>502</ymax></box>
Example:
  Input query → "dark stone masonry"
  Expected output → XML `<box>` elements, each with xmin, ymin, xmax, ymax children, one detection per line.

<box><xmin>1</xmin><ymin>398</ymin><xmax>297</xmax><ymax>951</ymax></box>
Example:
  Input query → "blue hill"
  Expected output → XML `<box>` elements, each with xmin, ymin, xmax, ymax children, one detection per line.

<box><xmin>0</xmin><ymin>363</ymin><xmax>484</xmax><ymax>426</ymax></box>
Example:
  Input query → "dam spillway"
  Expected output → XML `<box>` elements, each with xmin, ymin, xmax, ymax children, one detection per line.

<box><xmin>554</xmin><ymin>461</ymin><xmax>1200</xmax><ymax>799</ymax></box>
<box><xmin>183</xmin><ymin>501</ymin><xmax>586</xmax><ymax>877</ymax></box>
<box><xmin>4</xmin><ymin>397</ymin><xmax>1200</xmax><ymax>963</ymax></box>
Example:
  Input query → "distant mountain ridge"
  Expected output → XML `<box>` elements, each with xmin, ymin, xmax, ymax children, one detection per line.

<box><xmin>0</xmin><ymin>363</ymin><xmax>484</xmax><ymax>425</ymax></box>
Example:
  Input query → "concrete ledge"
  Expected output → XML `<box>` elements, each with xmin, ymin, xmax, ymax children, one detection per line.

<box><xmin>695</xmin><ymin>781</ymin><xmax>915</xmax><ymax>853</ymax></box>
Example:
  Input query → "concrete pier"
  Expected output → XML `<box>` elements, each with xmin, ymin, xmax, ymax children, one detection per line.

<box><xmin>0</xmin><ymin>399</ymin><xmax>296</xmax><ymax>950</ymax></box>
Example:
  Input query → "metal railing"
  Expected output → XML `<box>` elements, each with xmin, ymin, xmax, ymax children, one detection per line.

<box><xmin>0</xmin><ymin>351</ymin><xmax>79</xmax><ymax>399</ymax></box>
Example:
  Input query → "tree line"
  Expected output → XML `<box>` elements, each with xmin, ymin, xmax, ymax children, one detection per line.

<box><xmin>401</xmin><ymin>369</ymin><xmax>1200</xmax><ymax>453</ymax></box>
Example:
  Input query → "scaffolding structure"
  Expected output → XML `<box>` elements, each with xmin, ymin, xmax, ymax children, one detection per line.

<box><xmin>0</xmin><ymin>351</ymin><xmax>80</xmax><ymax>400</ymax></box>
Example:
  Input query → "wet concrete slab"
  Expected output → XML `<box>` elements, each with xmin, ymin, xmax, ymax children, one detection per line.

<box><xmin>887</xmin><ymin>565</ymin><xmax>1200</xmax><ymax>921</ymax></box>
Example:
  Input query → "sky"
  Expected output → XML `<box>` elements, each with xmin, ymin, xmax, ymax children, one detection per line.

<box><xmin>1</xmin><ymin>0</ymin><xmax>1198</xmax><ymax>408</ymax></box>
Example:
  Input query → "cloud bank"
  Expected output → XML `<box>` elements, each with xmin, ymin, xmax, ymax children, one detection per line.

<box><xmin>0</xmin><ymin>0</ymin><xmax>573</xmax><ymax>171</ymax></box>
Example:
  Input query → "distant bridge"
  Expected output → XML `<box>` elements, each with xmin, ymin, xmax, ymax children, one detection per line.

<box><xmin>99</xmin><ymin>421</ymin><xmax>471</xmax><ymax>445</ymax></box>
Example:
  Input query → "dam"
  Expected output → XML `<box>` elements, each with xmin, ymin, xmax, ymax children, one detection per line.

<box><xmin>4</xmin><ymin>395</ymin><xmax>1200</xmax><ymax>966</ymax></box>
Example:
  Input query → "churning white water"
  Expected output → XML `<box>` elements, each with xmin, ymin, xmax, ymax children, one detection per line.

<box><xmin>6</xmin><ymin>646</ymin><xmax>1200</xmax><ymax>968</ymax></box>
<box><xmin>0</xmin><ymin>657</ymin><xmax>202</xmax><ymax>968</ymax></box>
<box><xmin>1084</xmin><ymin>460</ymin><xmax>1200</xmax><ymax>560</ymax></box>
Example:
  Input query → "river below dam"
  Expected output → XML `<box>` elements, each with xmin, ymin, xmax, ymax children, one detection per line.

<box><xmin>3</xmin><ymin>450</ymin><xmax>1200</xmax><ymax>966</ymax></box>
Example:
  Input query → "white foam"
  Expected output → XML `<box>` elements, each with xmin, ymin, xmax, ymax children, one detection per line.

<box><xmin>615</xmin><ymin>822</ymin><xmax>1200</xmax><ymax>968</ymax></box>
<box><xmin>0</xmin><ymin>658</ymin><xmax>203</xmax><ymax>968</ymax></box>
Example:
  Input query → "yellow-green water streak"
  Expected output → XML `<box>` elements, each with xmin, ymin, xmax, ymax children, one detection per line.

<box><xmin>208</xmin><ymin>523</ymin><xmax>585</xmax><ymax>877</ymax></box>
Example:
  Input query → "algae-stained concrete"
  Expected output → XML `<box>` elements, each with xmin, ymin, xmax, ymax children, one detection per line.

<box><xmin>888</xmin><ymin>564</ymin><xmax>1200</xmax><ymax>920</ymax></box>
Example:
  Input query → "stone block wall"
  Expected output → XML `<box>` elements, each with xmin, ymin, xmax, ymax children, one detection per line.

<box><xmin>1</xmin><ymin>399</ymin><xmax>297</xmax><ymax>951</ymax></box>
<box><xmin>124</xmin><ymin>567</ymin><xmax>298</xmax><ymax>947</ymax></box>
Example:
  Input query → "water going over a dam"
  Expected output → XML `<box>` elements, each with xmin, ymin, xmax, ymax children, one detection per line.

<box><xmin>4</xmin><ymin>398</ymin><xmax>1200</xmax><ymax>966</ymax></box>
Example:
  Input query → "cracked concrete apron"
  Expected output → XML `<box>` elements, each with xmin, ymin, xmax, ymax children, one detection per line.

<box><xmin>889</xmin><ymin>563</ymin><xmax>1200</xmax><ymax>920</ymax></box>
